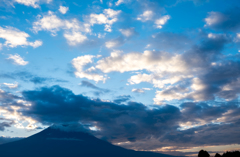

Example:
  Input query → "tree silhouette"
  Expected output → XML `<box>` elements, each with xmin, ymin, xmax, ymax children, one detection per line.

<box><xmin>222</xmin><ymin>151</ymin><xmax>240</xmax><ymax>157</ymax></box>
<box><xmin>198</xmin><ymin>150</ymin><xmax>210</xmax><ymax>157</ymax></box>
<box><xmin>215</xmin><ymin>153</ymin><xmax>221</xmax><ymax>157</ymax></box>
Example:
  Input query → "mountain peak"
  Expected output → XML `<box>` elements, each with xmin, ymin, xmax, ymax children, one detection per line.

<box><xmin>0</xmin><ymin>127</ymin><xmax>181</xmax><ymax>157</ymax></box>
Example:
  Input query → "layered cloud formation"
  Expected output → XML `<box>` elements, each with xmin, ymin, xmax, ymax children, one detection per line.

<box><xmin>0</xmin><ymin>0</ymin><xmax>240</xmax><ymax>156</ymax></box>
<box><xmin>0</xmin><ymin>85</ymin><xmax>239</xmax><ymax>154</ymax></box>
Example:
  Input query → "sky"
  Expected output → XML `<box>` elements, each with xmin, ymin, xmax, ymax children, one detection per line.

<box><xmin>0</xmin><ymin>0</ymin><xmax>240</xmax><ymax>156</ymax></box>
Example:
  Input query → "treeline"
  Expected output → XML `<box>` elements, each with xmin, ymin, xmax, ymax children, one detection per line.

<box><xmin>198</xmin><ymin>150</ymin><xmax>240</xmax><ymax>157</ymax></box>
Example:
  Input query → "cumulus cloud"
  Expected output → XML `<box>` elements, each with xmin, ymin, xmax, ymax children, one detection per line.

<box><xmin>13</xmin><ymin>0</ymin><xmax>52</xmax><ymax>8</ymax></box>
<box><xmin>88</xmin><ymin>9</ymin><xmax>121</xmax><ymax>32</ymax></box>
<box><xmin>0</xmin><ymin>26</ymin><xmax>42</xmax><ymax>48</ymax></box>
<box><xmin>137</xmin><ymin>10</ymin><xmax>154</xmax><ymax>22</ymax></box>
<box><xmin>95</xmin><ymin>34</ymin><xmax>233</xmax><ymax>104</ymax></box>
<box><xmin>7</xmin><ymin>54</ymin><xmax>28</xmax><ymax>66</ymax></box>
<box><xmin>137</xmin><ymin>10</ymin><xmax>170</xmax><ymax>29</ymax></box>
<box><xmin>119</xmin><ymin>27</ymin><xmax>137</xmax><ymax>37</ymax></box>
<box><xmin>154</xmin><ymin>15</ymin><xmax>170</xmax><ymax>29</ymax></box>
<box><xmin>33</xmin><ymin>9</ymin><xmax>121</xmax><ymax>45</ymax></box>
<box><xmin>59</xmin><ymin>6</ymin><xmax>69</xmax><ymax>14</ymax></box>
<box><xmin>33</xmin><ymin>11</ymin><xmax>89</xmax><ymax>45</ymax></box>
<box><xmin>72</xmin><ymin>55</ymin><xmax>108</xmax><ymax>82</ymax></box>
<box><xmin>204</xmin><ymin>9</ymin><xmax>240</xmax><ymax>31</ymax></box>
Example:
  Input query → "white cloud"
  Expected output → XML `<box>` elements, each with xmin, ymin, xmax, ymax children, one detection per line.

<box><xmin>234</xmin><ymin>33</ymin><xmax>240</xmax><ymax>42</ymax></box>
<box><xmin>95</xmin><ymin>50</ymin><xmax>209</xmax><ymax>104</ymax></box>
<box><xmin>0</xmin><ymin>26</ymin><xmax>42</xmax><ymax>48</ymax></box>
<box><xmin>89</xmin><ymin>9</ymin><xmax>121</xmax><ymax>32</ymax></box>
<box><xmin>72</xmin><ymin>55</ymin><xmax>108</xmax><ymax>82</ymax></box>
<box><xmin>119</xmin><ymin>27</ymin><xmax>136</xmax><ymax>37</ymax></box>
<box><xmin>7</xmin><ymin>54</ymin><xmax>29</xmax><ymax>65</ymax></box>
<box><xmin>155</xmin><ymin>15</ymin><xmax>170</xmax><ymax>29</ymax></box>
<box><xmin>96</xmin><ymin>50</ymin><xmax>187</xmax><ymax>73</ymax></box>
<box><xmin>132</xmin><ymin>88</ymin><xmax>151</xmax><ymax>93</ymax></box>
<box><xmin>33</xmin><ymin>11</ymin><xmax>65</xmax><ymax>36</ymax></box>
<box><xmin>14</xmin><ymin>0</ymin><xmax>40</xmax><ymax>8</ymax></box>
<box><xmin>204</xmin><ymin>12</ymin><xmax>225</xmax><ymax>27</ymax></box>
<box><xmin>137</xmin><ymin>10</ymin><xmax>153</xmax><ymax>22</ymax></box>
<box><xmin>33</xmin><ymin>11</ymin><xmax>90</xmax><ymax>44</ymax></box>
<box><xmin>0</xmin><ymin>43</ymin><xmax>2</xmax><ymax>50</ymax></box>
<box><xmin>64</xmin><ymin>31</ymin><xmax>87</xmax><ymax>45</ymax></box>
<box><xmin>132</xmin><ymin>88</ymin><xmax>144</xmax><ymax>93</ymax></box>
<box><xmin>105</xmin><ymin>37</ymin><xmax>124</xmax><ymax>48</ymax></box>
<box><xmin>13</xmin><ymin>0</ymin><xmax>52</xmax><ymax>8</ymax></box>
<box><xmin>59</xmin><ymin>6</ymin><xmax>69</xmax><ymax>14</ymax></box>
<box><xmin>115</xmin><ymin>0</ymin><xmax>124</xmax><ymax>6</ymax></box>
<box><xmin>2</xmin><ymin>82</ymin><xmax>18</xmax><ymax>89</ymax></box>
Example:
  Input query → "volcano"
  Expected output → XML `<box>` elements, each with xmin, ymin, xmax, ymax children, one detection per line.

<box><xmin>0</xmin><ymin>127</ymin><xmax>181</xmax><ymax>157</ymax></box>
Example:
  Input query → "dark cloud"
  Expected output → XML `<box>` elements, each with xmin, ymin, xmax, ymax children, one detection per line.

<box><xmin>21</xmin><ymin>85</ymin><xmax>181</xmax><ymax>143</ymax></box>
<box><xmin>16</xmin><ymin>85</ymin><xmax>240</xmax><ymax>151</ymax></box>
<box><xmin>0</xmin><ymin>71</ymin><xmax>68</xmax><ymax>84</ymax></box>
<box><xmin>183</xmin><ymin>34</ymin><xmax>230</xmax><ymax>68</ymax></box>
<box><xmin>205</xmin><ymin>8</ymin><xmax>240</xmax><ymax>32</ymax></box>
<box><xmin>196</xmin><ymin>61</ymin><xmax>240</xmax><ymax>101</ymax></box>
<box><xmin>0</xmin><ymin>118</ymin><xmax>14</xmax><ymax>131</ymax></box>
<box><xmin>113</xmin><ymin>95</ymin><xmax>132</xmax><ymax>104</ymax></box>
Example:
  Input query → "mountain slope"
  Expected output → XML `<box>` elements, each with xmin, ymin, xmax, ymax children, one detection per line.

<box><xmin>0</xmin><ymin>127</ymin><xmax>181</xmax><ymax>157</ymax></box>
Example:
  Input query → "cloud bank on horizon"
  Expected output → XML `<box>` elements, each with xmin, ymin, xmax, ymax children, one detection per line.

<box><xmin>0</xmin><ymin>0</ymin><xmax>240</xmax><ymax>156</ymax></box>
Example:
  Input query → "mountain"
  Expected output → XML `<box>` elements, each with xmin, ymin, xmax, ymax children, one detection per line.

<box><xmin>0</xmin><ymin>127</ymin><xmax>181</xmax><ymax>157</ymax></box>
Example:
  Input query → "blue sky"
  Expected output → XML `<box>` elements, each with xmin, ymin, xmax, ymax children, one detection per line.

<box><xmin>0</xmin><ymin>0</ymin><xmax>240</xmax><ymax>156</ymax></box>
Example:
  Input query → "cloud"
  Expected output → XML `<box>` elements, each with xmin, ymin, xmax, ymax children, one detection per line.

<box><xmin>96</xmin><ymin>34</ymin><xmax>232</xmax><ymax>104</ymax></box>
<box><xmin>204</xmin><ymin>8</ymin><xmax>240</xmax><ymax>31</ymax></box>
<box><xmin>113</xmin><ymin>95</ymin><xmax>131</xmax><ymax>104</ymax></box>
<box><xmin>132</xmin><ymin>88</ymin><xmax>151</xmax><ymax>93</ymax></box>
<box><xmin>2</xmin><ymin>82</ymin><xmax>18</xmax><ymax>89</ymax></box>
<box><xmin>150</xmin><ymin>32</ymin><xmax>192</xmax><ymax>51</ymax></box>
<box><xmin>0</xmin><ymin>85</ymin><xmax>239</xmax><ymax>155</ymax></box>
<box><xmin>0</xmin><ymin>26</ymin><xmax>42</xmax><ymax>48</ymax></box>
<box><xmin>115</xmin><ymin>0</ymin><xmax>124</xmax><ymax>6</ymax></box>
<box><xmin>64</xmin><ymin>31</ymin><xmax>87</xmax><ymax>46</ymax></box>
<box><xmin>13</xmin><ymin>0</ymin><xmax>52</xmax><ymax>8</ymax></box>
<box><xmin>105</xmin><ymin>36</ymin><xmax>125</xmax><ymax>48</ymax></box>
<box><xmin>59</xmin><ymin>6</ymin><xmax>69</xmax><ymax>14</ymax></box>
<box><xmin>72</xmin><ymin>55</ymin><xmax>108</xmax><ymax>82</ymax></box>
<box><xmin>0</xmin><ymin>71</ymin><xmax>67</xmax><ymax>84</ymax></box>
<box><xmin>7</xmin><ymin>85</ymin><xmax>237</xmax><ymax>153</ymax></box>
<box><xmin>119</xmin><ymin>27</ymin><xmax>137</xmax><ymax>37</ymax></box>
<box><xmin>0</xmin><ymin>118</ymin><xmax>14</xmax><ymax>131</ymax></box>
<box><xmin>88</xmin><ymin>9</ymin><xmax>121</xmax><ymax>32</ymax></box>
<box><xmin>33</xmin><ymin>9</ymin><xmax>120</xmax><ymax>45</ymax></box>
<box><xmin>80</xmin><ymin>80</ymin><xmax>110</xmax><ymax>95</ymax></box>
<box><xmin>137</xmin><ymin>10</ymin><xmax>154</xmax><ymax>22</ymax></box>
<box><xmin>7</xmin><ymin>54</ymin><xmax>28</xmax><ymax>66</ymax></box>
<box><xmin>154</xmin><ymin>15</ymin><xmax>170</xmax><ymax>29</ymax></box>
<box><xmin>33</xmin><ymin>11</ymin><xmax>89</xmax><ymax>45</ymax></box>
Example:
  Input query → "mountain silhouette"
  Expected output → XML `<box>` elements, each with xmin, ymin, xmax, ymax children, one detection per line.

<box><xmin>0</xmin><ymin>127</ymin><xmax>182</xmax><ymax>157</ymax></box>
